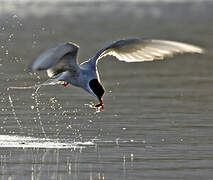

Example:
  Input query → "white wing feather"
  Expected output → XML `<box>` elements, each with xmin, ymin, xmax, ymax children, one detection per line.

<box><xmin>90</xmin><ymin>38</ymin><xmax>204</xmax><ymax>64</ymax></box>
<box><xmin>29</xmin><ymin>42</ymin><xmax>79</xmax><ymax>77</ymax></box>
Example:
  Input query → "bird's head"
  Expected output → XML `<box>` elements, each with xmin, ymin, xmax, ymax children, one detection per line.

<box><xmin>88</xmin><ymin>79</ymin><xmax>105</xmax><ymax>110</ymax></box>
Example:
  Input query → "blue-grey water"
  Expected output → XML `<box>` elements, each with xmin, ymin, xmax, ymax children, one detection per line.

<box><xmin>0</xmin><ymin>0</ymin><xmax>213</xmax><ymax>179</ymax></box>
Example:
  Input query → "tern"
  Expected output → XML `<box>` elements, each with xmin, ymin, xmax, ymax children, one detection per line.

<box><xmin>29</xmin><ymin>38</ymin><xmax>204</xmax><ymax>111</ymax></box>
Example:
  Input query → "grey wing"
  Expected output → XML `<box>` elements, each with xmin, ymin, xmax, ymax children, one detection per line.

<box><xmin>90</xmin><ymin>38</ymin><xmax>204</xmax><ymax>64</ymax></box>
<box><xmin>29</xmin><ymin>42</ymin><xmax>79</xmax><ymax>77</ymax></box>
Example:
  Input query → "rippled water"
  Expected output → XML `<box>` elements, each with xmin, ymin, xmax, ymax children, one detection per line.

<box><xmin>0</xmin><ymin>1</ymin><xmax>213</xmax><ymax>179</ymax></box>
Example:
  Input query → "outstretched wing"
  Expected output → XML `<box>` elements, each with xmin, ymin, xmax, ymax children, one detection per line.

<box><xmin>29</xmin><ymin>42</ymin><xmax>79</xmax><ymax>77</ymax></box>
<box><xmin>90</xmin><ymin>38</ymin><xmax>204</xmax><ymax>65</ymax></box>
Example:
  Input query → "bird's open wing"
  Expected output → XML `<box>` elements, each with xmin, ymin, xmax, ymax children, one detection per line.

<box><xmin>29</xmin><ymin>42</ymin><xmax>79</xmax><ymax>77</ymax></box>
<box><xmin>90</xmin><ymin>38</ymin><xmax>204</xmax><ymax>64</ymax></box>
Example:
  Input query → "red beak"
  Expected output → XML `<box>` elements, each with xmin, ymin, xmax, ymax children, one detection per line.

<box><xmin>99</xmin><ymin>99</ymin><xmax>104</xmax><ymax>111</ymax></box>
<box><xmin>95</xmin><ymin>99</ymin><xmax>104</xmax><ymax>111</ymax></box>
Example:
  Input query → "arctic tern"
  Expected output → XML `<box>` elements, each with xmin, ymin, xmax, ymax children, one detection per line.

<box><xmin>29</xmin><ymin>38</ymin><xmax>204</xmax><ymax>111</ymax></box>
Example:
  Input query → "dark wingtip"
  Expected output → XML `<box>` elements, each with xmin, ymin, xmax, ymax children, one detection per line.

<box><xmin>27</xmin><ymin>62</ymin><xmax>46</xmax><ymax>71</ymax></box>
<box><xmin>28</xmin><ymin>63</ymin><xmax>34</xmax><ymax>71</ymax></box>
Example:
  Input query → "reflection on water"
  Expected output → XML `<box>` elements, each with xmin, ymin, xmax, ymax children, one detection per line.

<box><xmin>0</xmin><ymin>0</ymin><xmax>213</xmax><ymax>179</ymax></box>
<box><xmin>0</xmin><ymin>145</ymin><xmax>134</xmax><ymax>180</ymax></box>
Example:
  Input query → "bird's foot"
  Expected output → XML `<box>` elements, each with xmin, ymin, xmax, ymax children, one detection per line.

<box><xmin>94</xmin><ymin>103</ymin><xmax>104</xmax><ymax>111</ymax></box>
<box><xmin>61</xmin><ymin>81</ymin><xmax>69</xmax><ymax>87</ymax></box>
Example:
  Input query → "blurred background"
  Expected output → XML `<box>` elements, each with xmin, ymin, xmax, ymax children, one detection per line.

<box><xmin>0</xmin><ymin>0</ymin><xmax>213</xmax><ymax>179</ymax></box>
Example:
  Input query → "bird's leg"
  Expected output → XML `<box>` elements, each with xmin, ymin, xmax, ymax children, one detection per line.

<box><xmin>61</xmin><ymin>81</ymin><xmax>69</xmax><ymax>87</ymax></box>
<box><xmin>95</xmin><ymin>99</ymin><xmax>104</xmax><ymax>111</ymax></box>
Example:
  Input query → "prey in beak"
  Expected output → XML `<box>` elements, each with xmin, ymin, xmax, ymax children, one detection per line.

<box><xmin>94</xmin><ymin>98</ymin><xmax>104</xmax><ymax>111</ymax></box>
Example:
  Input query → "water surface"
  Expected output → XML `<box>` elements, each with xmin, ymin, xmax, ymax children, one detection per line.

<box><xmin>0</xmin><ymin>1</ymin><xmax>213</xmax><ymax>179</ymax></box>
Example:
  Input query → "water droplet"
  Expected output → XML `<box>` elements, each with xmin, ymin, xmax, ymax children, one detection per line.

<box><xmin>130</xmin><ymin>153</ymin><xmax>134</xmax><ymax>162</ymax></box>
<box><xmin>9</xmin><ymin>34</ymin><xmax>14</xmax><ymax>38</ymax></box>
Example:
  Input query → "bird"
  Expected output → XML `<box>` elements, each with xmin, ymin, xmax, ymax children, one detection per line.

<box><xmin>29</xmin><ymin>38</ymin><xmax>204</xmax><ymax>111</ymax></box>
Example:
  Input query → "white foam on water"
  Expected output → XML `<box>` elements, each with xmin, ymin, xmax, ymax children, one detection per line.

<box><xmin>0</xmin><ymin>135</ymin><xmax>146</xmax><ymax>149</ymax></box>
<box><xmin>0</xmin><ymin>135</ymin><xmax>95</xmax><ymax>149</ymax></box>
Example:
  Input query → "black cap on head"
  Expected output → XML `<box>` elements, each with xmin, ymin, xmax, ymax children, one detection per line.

<box><xmin>89</xmin><ymin>79</ymin><xmax>105</xmax><ymax>100</ymax></box>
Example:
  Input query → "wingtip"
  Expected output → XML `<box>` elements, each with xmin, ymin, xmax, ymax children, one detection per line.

<box><xmin>192</xmin><ymin>46</ymin><xmax>205</xmax><ymax>54</ymax></box>
<box><xmin>28</xmin><ymin>61</ymin><xmax>39</xmax><ymax>71</ymax></box>
<box><xmin>67</xmin><ymin>42</ymin><xmax>79</xmax><ymax>49</ymax></box>
<box><xmin>198</xmin><ymin>48</ymin><xmax>205</xmax><ymax>54</ymax></box>
<box><xmin>182</xmin><ymin>42</ymin><xmax>205</xmax><ymax>54</ymax></box>
<box><xmin>28</xmin><ymin>62</ymin><xmax>45</xmax><ymax>71</ymax></box>
<box><xmin>28</xmin><ymin>63</ymin><xmax>34</xmax><ymax>71</ymax></box>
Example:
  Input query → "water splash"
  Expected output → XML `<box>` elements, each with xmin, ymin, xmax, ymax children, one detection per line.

<box><xmin>0</xmin><ymin>135</ymin><xmax>95</xmax><ymax>149</ymax></box>
<box><xmin>6</xmin><ymin>79</ymin><xmax>62</xmax><ymax>137</ymax></box>
<box><xmin>7</xmin><ymin>78</ymin><xmax>62</xmax><ymax>91</ymax></box>
<box><xmin>84</xmin><ymin>103</ymin><xmax>102</xmax><ymax>113</ymax></box>
<box><xmin>32</xmin><ymin>87</ymin><xmax>47</xmax><ymax>138</ymax></box>
<box><xmin>8</xmin><ymin>94</ymin><xmax>23</xmax><ymax>131</ymax></box>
